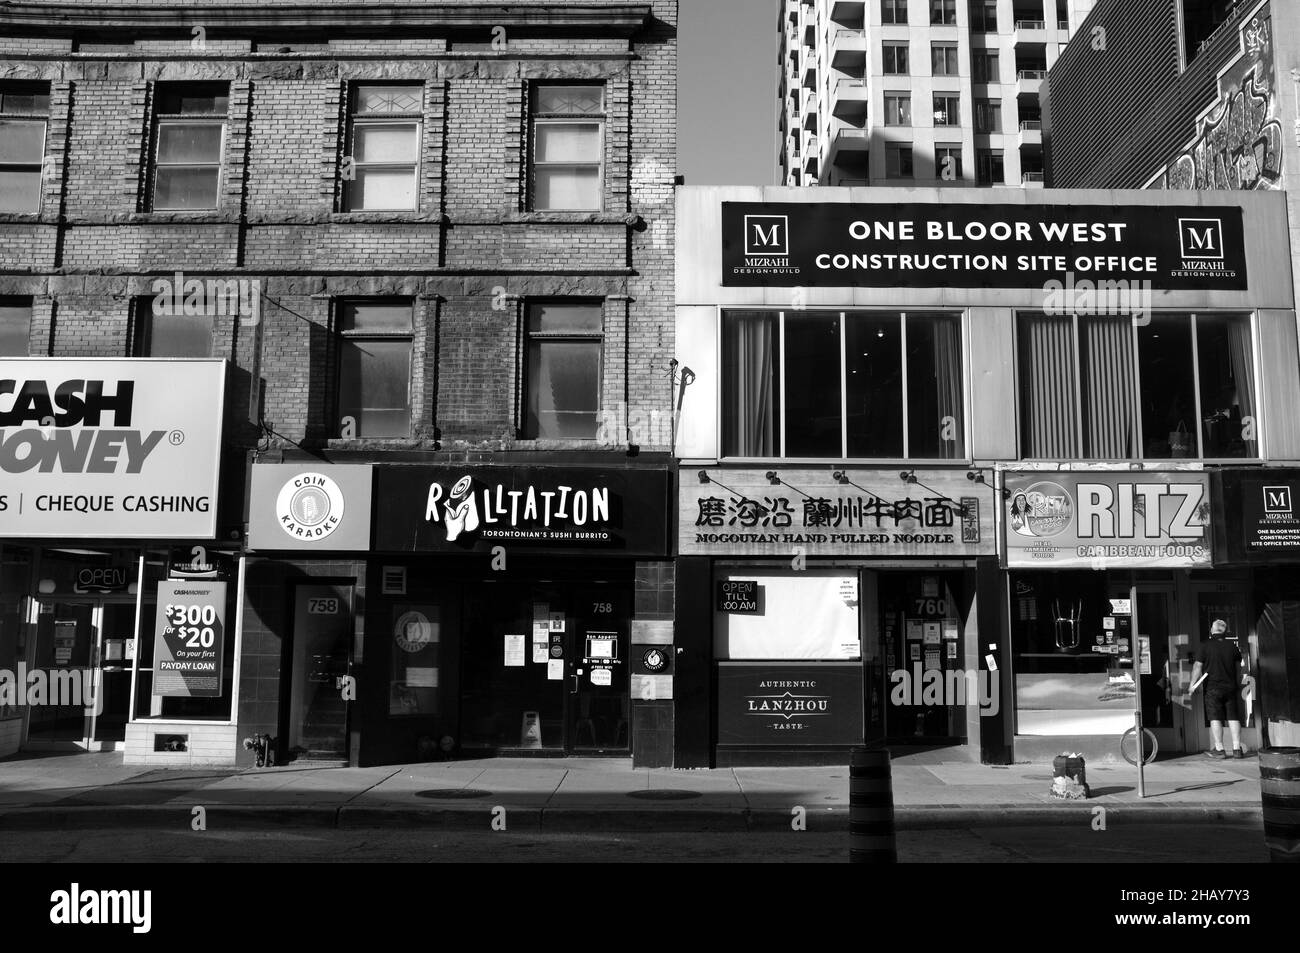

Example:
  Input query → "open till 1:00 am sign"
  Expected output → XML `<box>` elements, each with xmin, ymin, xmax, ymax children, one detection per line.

<box><xmin>722</xmin><ymin>203</ymin><xmax>1248</xmax><ymax>290</ymax></box>
<box><xmin>152</xmin><ymin>581</ymin><xmax>226</xmax><ymax>698</ymax></box>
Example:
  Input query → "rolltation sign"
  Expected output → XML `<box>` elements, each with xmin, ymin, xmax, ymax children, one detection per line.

<box><xmin>152</xmin><ymin>580</ymin><xmax>227</xmax><ymax>698</ymax></box>
<box><xmin>721</xmin><ymin>202</ymin><xmax>1248</xmax><ymax>290</ymax></box>
<box><xmin>0</xmin><ymin>359</ymin><xmax>225</xmax><ymax>538</ymax></box>
<box><xmin>680</xmin><ymin>469</ymin><xmax>995</xmax><ymax>557</ymax></box>
<box><xmin>1003</xmin><ymin>470</ymin><xmax>1212</xmax><ymax>569</ymax></box>
<box><xmin>373</xmin><ymin>467</ymin><xmax>670</xmax><ymax>556</ymax></box>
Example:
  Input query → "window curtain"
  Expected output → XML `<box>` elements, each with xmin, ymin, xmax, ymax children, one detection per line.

<box><xmin>723</xmin><ymin>312</ymin><xmax>778</xmax><ymax>456</ymax></box>
<box><xmin>1018</xmin><ymin>314</ymin><xmax>1077</xmax><ymax>458</ymax></box>
<box><xmin>1079</xmin><ymin>317</ymin><xmax>1135</xmax><ymax>458</ymax></box>
<box><xmin>1227</xmin><ymin>317</ymin><xmax>1257</xmax><ymax>454</ymax></box>
<box><xmin>931</xmin><ymin>315</ymin><xmax>964</xmax><ymax>458</ymax></box>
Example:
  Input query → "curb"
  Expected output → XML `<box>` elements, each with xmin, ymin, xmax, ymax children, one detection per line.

<box><xmin>0</xmin><ymin>801</ymin><xmax>1264</xmax><ymax>833</ymax></box>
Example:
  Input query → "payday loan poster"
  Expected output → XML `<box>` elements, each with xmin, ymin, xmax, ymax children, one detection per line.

<box><xmin>152</xmin><ymin>581</ymin><xmax>227</xmax><ymax>697</ymax></box>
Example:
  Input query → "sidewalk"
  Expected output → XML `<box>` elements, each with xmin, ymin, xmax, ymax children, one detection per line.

<box><xmin>0</xmin><ymin>750</ymin><xmax>1263</xmax><ymax>832</ymax></box>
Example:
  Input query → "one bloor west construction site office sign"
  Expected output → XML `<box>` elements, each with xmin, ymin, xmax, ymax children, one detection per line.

<box><xmin>722</xmin><ymin>202</ymin><xmax>1248</xmax><ymax>289</ymax></box>
<box><xmin>0</xmin><ymin>359</ymin><xmax>226</xmax><ymax>539</ymax></box>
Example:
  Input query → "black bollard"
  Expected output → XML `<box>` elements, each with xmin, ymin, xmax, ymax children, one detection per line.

<box><xmin>849</xmin><ymin>745</ymin><xmax>897</xmax><ymax>863</ymax></box>
<box><xmin>1260</xmin><ymin>746</ymin><xmax>1300</xmax><ymax>863</ymax></box>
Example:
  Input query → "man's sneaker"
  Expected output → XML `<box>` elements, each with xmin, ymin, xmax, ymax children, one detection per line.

<box><xmin>1206</xmin><ymin>748</ymin><xmax>1227</xmax><ymax>759</ymax></box>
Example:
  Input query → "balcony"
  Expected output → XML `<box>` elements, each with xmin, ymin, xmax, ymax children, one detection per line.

<box><xmin>834</xmin><ymin>128</ymin><xmax>871</xmax><ymax>151</ymax></box>
<box><xmin>831</xmin><ymin>0</ymin><xmax>865</xmax><ymax>23</ymax></box>
<box><xmin>832</xmin><ymin>77</ymin><xmax>869</xmax><ymax>118</ymax></box>
<box><xmin>832</xmin><ymin>29</ymin><xmax>867</xmax><ymax>69</ymax></box>
<box><xmin>1016</xmin><ymin>68</ymin><xmax>1046</xmax><ymax>95</ymax></box>
<box><xmin>1018</xmin><ymin>119</ymin><xmax>1042</xmax><ymax>145</ymax></box>
<box><xmin>804</xmin><ymin>58</ymin><xmax>817</xmax><ymax>86</ymax></box>
<box><xmin>1022</xmin><ymin>171</ymin><xmax>1044</xmax><ymax>186</ymax></box>
<box><xmin>1057</xmin><ymin>19</ymin><xmax>1069</xmax><ymax>31</ymax></box>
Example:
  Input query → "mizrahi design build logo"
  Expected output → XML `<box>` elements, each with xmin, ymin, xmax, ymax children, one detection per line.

<box><xmin>276</xmin><ymin>472</ymin><xmax>345</xmax><ymax>540</ymax></box>
<box><xmin>736</xmin><ymin>214</ymin><xmax>800</xmax><ymax>279</ymax></box>
<box><xmin>1173</xmin><ymin>217</ymin><xmax>1236</xmax><ymax>279</ymax></box>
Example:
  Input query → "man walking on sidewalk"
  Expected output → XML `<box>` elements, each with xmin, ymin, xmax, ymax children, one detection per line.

<box><xmin>1190</xmin><ymin>619</ymin><xmax>1255</xmax><ymax>759</ymax></box>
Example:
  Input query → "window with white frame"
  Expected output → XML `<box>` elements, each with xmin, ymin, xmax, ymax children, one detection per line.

<box><xmin>882</xmin><ymin>0</ymin><xmax>908</xmax><ymax>24</ymax></box>
<box><xmin>932</xmin><ymin>42</ymin><xmax>959</xmax><ymax>75</ymax></box>
<box><xmin>883</xmin><ymin>42</ymin><xmax>910</xmax><ymax>75</ymax></box>
<box><xmin>974</xmin><ymin>98</ymin><xmax>1002</xmax><ymax>132</ymax></box>
<box><xmin>336</xmin><ymin>299</ymin><xmax>414</xmax><ymax>438</ymax></box>
<box><xmin>529</xmin><ymin>85</ymin><xmax>604</xmax><ymax>212</ymax></box>
<box><xmin>721</xmin><ymin>310</ymin><xmax>966</xmax><ymax>460</ymax></box>
<box><xmin>0</xmin><ymin>82</ymin><xmax>49</xmax><ymax>214</ymax></box>
<box><xmin>933</xmin><ymin>94</ymin><xmax>960</xmax><ymax>126</ymax></box>
<box><xmin>932</xmin><ymin>0</ymin><xmax>958</xmax><ymax>25</ymax></box>
<box><xmin>973</xmin><ymin>50</ymin><xmax>1000</xmax><ymax>82</ymax></box>
<box><xmin>149</xmin><ymin>83</ymin><xmax>227</xmax><ymax>211</ymax></box>
<box><xmin>524</xmin><ymin>301</ymin><xmax>603</xmax><ymax>439</ymax></box>
<box><xmin>886</xmin><ymin>144</ymin><xmax>914</xmax><ymax>178</ymax></box>
<box><xmin>935</xmin><ymin>145</ymin><xmax>962</xmax><ymax>179</ymax></box>
<box><xmin>343</xmin><ymin>84</ymin><xmax>423</xmax><ymax>212</ymax></box>
<box><xmin>1017</xmin><ymin>312</ymin><xmax>1258</xmax><ymax>460</ymax></box>
<box><xmin>884</xmin><ymin>93</ymin><xmax>911</xmax><ymax>126</ymax></box>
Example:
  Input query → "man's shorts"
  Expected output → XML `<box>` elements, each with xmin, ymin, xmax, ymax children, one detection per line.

<box><xmin>1204</xmin><ymin>685</ymin><xmax>1240</xmax><ymax>722</ymax></box>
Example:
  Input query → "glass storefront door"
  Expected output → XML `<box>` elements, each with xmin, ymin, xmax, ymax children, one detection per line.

<box><xmin>287</xmin><ymin>584</ymin><xmax>355</xmax><ymax>762</ymax></box>
<box><xmin>26</xmin><ymin>599</ymin><xmax>134</xmax><ymax>750</ymax></box>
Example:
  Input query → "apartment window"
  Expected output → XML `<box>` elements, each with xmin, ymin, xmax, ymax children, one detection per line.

<box><xmin>976</xmin><ymin>148</ymin><xmax>1004</xmax><ymax>183</ymax></box>
<box><xmin>1017</xmin><ymin>313</ymin><xmax>1257</xmax><ymax>460</ymax></box>
<box><xmin>933</xmin><ymin>94</ymin><xmax>960</xmax><ymax>126</ymax></box>
<box><xmin>525</xmin><ymin>302</ymin><xmax>602</xmax><ymax>439</ymax></box>
<box><xmin>343</xmin><ymin>84</ymin><xmax>423</xmax><ymax>212</ymax></box>
<box><xmin>150</xmin><ymin>83</ymin><xmax>227</xmax><ymax>211</ymax></box>
<box><xmin>336</xmin><ymin>299</ymin><xmax>413</xmax><ymax>438</ymax></box>
<box><xmin>884</xmin><ymin>94</ymin><xmax>911</xmax><ymax>126</ymax></box>
<box><xmin>974</xmin><ymin>98</ymin><xmax>1002</xmax><ymax>132</ymax></box>
<box><xmin>931</xmin><ymin>43</ymin><xmax>959</xmax><ymax>75</ymax></box>
<box><xmin>132</xmin><ymin>299</ymin><xmax>212</xmax><ymax>357</ymax></box>
<box><xmin>973</xmin><ymin>50</ymin><xmax>1000</xmax><ymax>82</ymax></box>
<box><xmin>0</xmin><ymin>82</ymin><xmax>49</xmax><ymax>214</ymax></box>
<box><xmin>882</xmin><ymin>0</ymin><xmax>908</xmax><ymax>23</ymax></box>
<box><xmin>886</xmin><ymin>144</ymin><xmax>914</xmax><ymax>178</ymax></box>
<box><xmin>970</xmin><ymin>0</ymin><xmax>998</xmax><ymax>31</ymax></box>
<box><xmin>883</xmin><ymin>42</ymin><xmax>910</xmax><ymax>75</ymax></box>
<box><xmin>722</xmin><ymin>311</ymin><xmax>965</xmax><ymax>459</ymax></box>
<box><xmin>530</xmin><ymin>85</ymin><xmax>604</xmax><ymax>212</ymax></box>
<box><xmin>0</xmin><ymin>298</ymin><xmax>31</xmax><ymax>355</ymax></box>
<box><xmin>935</xmin><ymin>145</ymin><xmax>963</xmax><ymax>179</ymax></box>
<box><xmin>931</xmin><ymin>0</ymin><xmax>957</xmax><ymax>25</ymax></box>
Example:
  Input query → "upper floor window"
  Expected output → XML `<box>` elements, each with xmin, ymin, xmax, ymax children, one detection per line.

<box><xmin>970</xmin><ymin>0</ymin><xmax>998</xmax><ymax>32</ymax></box>
<box><xmin>976</xmin><ymin>147</ymin><xmax>1004</xmax><ymax>184</ymax></box>
<box><xmin>132</xmin><ymin>297</ymin><xmax>212</xmax><ymax>357</ymax></box>
<box><xmin>936</xmin><ymin>145</ymin><xmax>962</xmax><ymax>179</ymax></box>
<box><xmin>974</xmin><ymin>98</ymin><xmax>1002</xmax><ymax>132</ymax></box>
<box><xmin>336</xmin><ymin>299</ymin><xmax>413</xmax><ymax>439</ymax></box>
<box><xmin>524</xmin><ymin>301</ymin><xmax>603</xmax><ymax>439</ymax></box>
<box><xmin>932</xmin><ymin>0</ymin><xmax>958</xmax><ymax>25</ymax></box>
<box><xmin>529</xmin><ymin>85</ymin><xmax>605</xmax><ymax>212</ymax></box>
<box><xmin>0</xmin><ymin>82</ymin><xmax>50</xmax><ymax>214</ymax></box>
<box><xmin>932</xmin><ymin>42</ymin><xmax>959</xmax><ymax>75</ymax></box>
<box><xmin>0</xmin><ymin>297</ymin><xmax>31</xmax><ymax>355</ymax></box>
<box><xmin>886</xmin><ymin>144</ymin><xmax>914</xmax><ymax>178</ymax></box>
<box><xmin>884</xmin><ymin>93</ymin><xmax>912</xmax><ymax>126</ymax></box>
<box><xmin>1017</xmin><ymin>313</ymin><xmax>1257</xmax><ymax>460</ymax></box>
<box><xmin>973</xmin><ymin>50</ymin><xmax>1000</xmax><ymax>83</ymax></box>
<box><xmin>883</xmin><ymin>42</ymin><xmax>910</xmax><ymax>75</ymax></box>
<box><xmin>933</xmin><ymin>94</ymin><xmax>961</xmax><ymax>126</ymax></box>
<box><xmin>344</xmin><ymin>84</ymin><xmax>423</xmax><ymax>212</ymax></box>
<box><xmin>882</xmin><ymin>0</ymin><xmax>908</xmax><ymax>24</ymax></box>
<box><xmin>722</xmin><ymin>311</ymin><xmax>965</xmax><ymax>459</ymax></box>
<box><xmin>150</xmin><ymin>83</ymin><xmax>228</xmax><ymax>211</ymax></box>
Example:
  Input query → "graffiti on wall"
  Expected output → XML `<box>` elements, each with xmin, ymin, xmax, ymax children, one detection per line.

<box><xmin>1155</xmin><ymin>5</ymin><xmax>1281</xmax><ymax>191</ymax></box>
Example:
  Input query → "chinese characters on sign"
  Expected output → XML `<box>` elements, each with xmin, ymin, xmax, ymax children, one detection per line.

<box><xmin>679</xmin><ymin>470</ymin><xmax>996</xmax><ymax>557</ymax></box>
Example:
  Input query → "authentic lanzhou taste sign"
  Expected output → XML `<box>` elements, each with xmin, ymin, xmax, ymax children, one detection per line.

<box><xmin>679</xmin><ymin>469</ymin><xmax>996</xmax><ymax>557</ymax></box>
<box><xmin>722</xmin><ymin>202</ymin><xmax>1248</xmax><ymax>290</ymax></box>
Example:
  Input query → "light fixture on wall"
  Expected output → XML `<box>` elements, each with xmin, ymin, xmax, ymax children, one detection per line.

<box><xmin>967</xmin><ymin>469</ymin><xmax>1012</xmax><ymax>500</ymax></box>
<box><xmin>37</xmin><ymin>579</ymin><xmax>55</xmax><ymax>594</ymax></box>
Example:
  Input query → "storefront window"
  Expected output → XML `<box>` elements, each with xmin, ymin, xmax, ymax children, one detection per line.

<box><xmin>1017</xmin><ymin>312</ymin><xmax>1256</xmax><ymax>460</ymax></box>
<box><xmin>0</xmin><ymin>547</ymin><xmax>30</xmax><ymax>720</ymax></box>
<box><xmin>715</xmin><ymin>571</ymin><xmax>861</xmax><ymax>660</ymax></box>
<box><xmin>722</xmin><ymin>310</ymin><xmax>966</xmax><ymax>460</ymax></box>
<box><xmin>1011</xmin><ymin>571</ymin><xmax>1136</xmax><ymax>736</ymax></box>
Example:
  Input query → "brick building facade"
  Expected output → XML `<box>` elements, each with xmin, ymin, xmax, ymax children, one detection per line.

<box><xmin>0</xmin><ymin>1</ymin><xmax>678</xmax><ymax>767</ymax></box>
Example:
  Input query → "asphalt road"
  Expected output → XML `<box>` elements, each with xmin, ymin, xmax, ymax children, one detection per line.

<box><xmin>0</xmin><ymin>823</ymin><xmax>1269</xmax><ymax>863</ymax></box>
